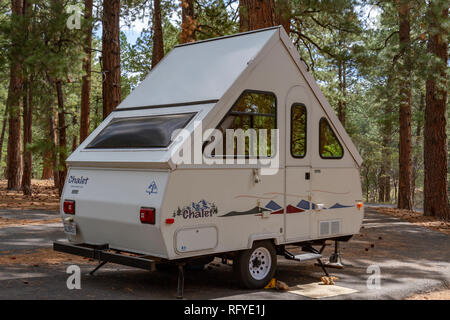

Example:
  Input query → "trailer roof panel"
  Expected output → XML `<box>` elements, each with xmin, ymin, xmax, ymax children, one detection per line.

<box><xmin>117</xmin><ymin>28</ymin><xmax>278</xmax><ymax>110</ymax></box>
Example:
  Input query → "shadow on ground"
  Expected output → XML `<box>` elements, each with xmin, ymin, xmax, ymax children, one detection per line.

<box><xmin>0</xmin><ymin>208</ymin><xmax>449</xmax><ymax>299</ymax></box>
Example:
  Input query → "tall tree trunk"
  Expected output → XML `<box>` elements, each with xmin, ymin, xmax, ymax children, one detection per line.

<box><xmin>424</xmin><ymin>3</ymin><xmax>449</xmax><ymax>220</ymax></box>
<box><xmin>6</xmin><ymin>0</ymin><xmax>24</xmax><ymax>190</ymax></box>
<box><xmin>411</xmin><ymin>94</ymin><xmax>424</xmax><ymax>207</ymax></box>
<box><xmin>56</xmin><ymin>80</ymin><xmax>67</xmax><ymax>194</ymax></box>
<box><xmin>275</xmin><ymin>0</ymin><xmax>291</xmax><ymax>34</ymax></box>
<box><xmin>80</xmin><ymin>0</ymin><xmax>93</xmax><ymax>143</ymax></box>
<box><xmin>41</xmin><ymin>150</ymin><xmax>53</xmax><ymax>179</ymax></box>
<box><xmin>0</xmin><ymin>105</ymin><xmax>8</xmax><ymax>173</ymax></box>
<box><xmin>21</xmin><ymin>79</ymin><xmax>32</xmax><ymax>195</ymax></box>
<box><xmin>337</xmin><ymin>58</ymin><xmax>347</xmax><ymax>128</ymax></box>
<box><xmin>102</xmin><ymin>0</ymin><xmax>121</xmax><ymax>119</ymax></box>
<box><xmin>239</xmin><ymin>0</ymin><xmax>249</xmax><ymax>32</ymax></box>
<box><xmin>246</xmin><ymin>0</ymin><xmax>276</xmax><ymax>30</ymax></box>
<box><xmin>180</xmin><ymin>0</ymin><xmax>196</xmax><ymax>43</ymax></box>
<box><xmin>41</xmin><ymin>111</ymin><xmax>56</xmax><ymax>180</ymax></box>
<box><xmin>378</xmin><ymin>172</ymin><xmax>385</xmax><ymax>203</ymax></box>
<box><xmin>72</xmin><ymin>114</ymin><xmax>77</xmax><ymax>152</ymax></box>
<box><xmin>152</xmin><ymin>0</ymin><xmax>164</xmax><ymax>68</ymax></box>
<box><xmin>21</xmin><ymin>0</ymin><xmax>32</xmax><ymax>195</ymax></box>
<box><xmin>380</xmin><ymin>76</ymin><xmax>394</xmax><ymax>203</ymax></box>
<box><xmin>42</xmin><ymin>108</ymin><xmax>59</xmax><ymax>187</ymax></box>
<box><xmin>385</xmin><ymin>174</ymin><xmax>391</xmax><ymax>202</ymax></box>
<box><xmin>397</xmin><ymin>0</ymin><xmax>413</xmax><ymax>210</ymax></box>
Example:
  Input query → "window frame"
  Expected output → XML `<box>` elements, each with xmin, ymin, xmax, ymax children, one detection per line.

<box><xmin>318</xmin><ymin>117</ymin><xmax>344</xmax><ymax>160</ymax></box>
<box><xmin>210</xmin><ymin>89</ymin><xmax>278</xmax><ymax>159</ymax></box>
<box><xmin>290</xmin><ymin>103</ymin><xmax>308</xmax><ymax>159</ymax></box>
<box><xmin>85</xmin><ymin>112</ymin><xmax>197</xmax><ymax>150</ymax></box>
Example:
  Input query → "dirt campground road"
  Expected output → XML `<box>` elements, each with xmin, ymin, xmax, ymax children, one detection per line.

<box><xmin>0</xmin><ymin>207</ymin><xmax>449</xmax><ymax>300</ymax></box>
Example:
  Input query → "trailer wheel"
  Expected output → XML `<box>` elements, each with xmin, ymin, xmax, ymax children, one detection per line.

<box><xmin>233</xmin><ymin>241</ymin><xmax>276</xmax><ymax>289</ymax></box>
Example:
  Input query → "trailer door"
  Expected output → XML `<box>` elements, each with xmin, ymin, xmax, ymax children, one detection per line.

<box><xmin>285</xmin><ymin>86</ymin><xmax>312</xmax><ymax>242</ymax></box>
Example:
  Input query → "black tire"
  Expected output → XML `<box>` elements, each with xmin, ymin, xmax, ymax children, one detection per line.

<box><xmin>233</xmin><ymin>240</ymin><xmax>277</xmax><ymax>289</ymax></box>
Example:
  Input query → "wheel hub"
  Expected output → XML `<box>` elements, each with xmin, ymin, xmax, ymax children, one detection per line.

<box><xmin>248</xmin><ymin>247</ymin><xmax>271</xmax><ymax>281</ymax></box>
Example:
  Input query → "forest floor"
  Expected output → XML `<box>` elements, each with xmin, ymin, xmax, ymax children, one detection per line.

<box><xmin>0</xmin><ymin>179</ymin><xmax>59</xmax><ymax>212</ymax></box>
<box><xmin>368</xmin><ymin>206</ymin><xmax>450</xmax><ymax>236</ymax></box>
<box><xmin>0</xmin><ymin>180</ymin><xmax>449</xmax><ymax>300</ymax></box>
<box><xmin>405</xmin><ymin>289</ymin><xmax>450</xmax><ymax>300</ymax></box>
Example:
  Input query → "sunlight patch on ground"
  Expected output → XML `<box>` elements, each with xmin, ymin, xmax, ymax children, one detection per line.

<box><xmin>288</xmin><ymin>282</ymin><xmax>358</xmax><ymax>299</ymax></box>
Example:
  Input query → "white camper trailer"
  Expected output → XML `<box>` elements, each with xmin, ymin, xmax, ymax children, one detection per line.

<box><xmin>54</xmin><ymin>26</ymin><xmax>364</xmax><ymax>293</ymax></box>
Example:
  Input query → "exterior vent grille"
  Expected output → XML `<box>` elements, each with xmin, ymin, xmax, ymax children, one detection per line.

<box><xmin>331</xmin><ymin>221</ymin><xmax>340</xmax><ymax>234</ymax></box>
<box><xmin>320</xmin><ymin>221</ymin><xmax>330</xmax><ymax>236</ymax></box>
<box><xmin>319</xmin><ymin>220</ymin><xmax>341</xmax><ymax>236</ymax></box>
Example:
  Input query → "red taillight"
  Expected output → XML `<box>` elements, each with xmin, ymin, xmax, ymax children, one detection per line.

<box><xmin>63</xmin><ymin>200</ymin><xmax>75</xmax><ymax>215</ymax></box>
<box><xmin>140</xmin><ymin>207</ymin><xmax>155</xmax><ymax>224</ymax></box>
<box><xmin>165</xmin><ymin>218</ymin><xmax>174</xmax><ymax>224</ymax></box>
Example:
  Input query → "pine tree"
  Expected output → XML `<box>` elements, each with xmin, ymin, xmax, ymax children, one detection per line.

<box><xmin>245</xmin><ymin>0</ymin><xmax>276</xmax><ymax>30</ymax></box>
<box><xmin>397</xmin><ymin>0</ymin><xmax>413</xmax><ymax>210</ymax></box>
<box><xmin>275</xmin><ymin>0</ymin><xmax>291</xmax><ymax>34</ymax></box>
<box><xmin>102</xmin><ymin>0</ymin><xmax>121</xmax><ymax>119</ymax></box>
<box><xmin>180</xmin><ymin>0</ymin><xmax>196</xmax><ymax>43</ymax></box>
<box><xmin>423</xmin><ymin>0</ymin><xmax>449</xmax><ymax>219</ymax></box>
<box><xmin>6</xmin><ymin>0</ymin><xmax>24</xmax><ymax>190</ymax></box>
<box><xmin>80</xmin><ymin>0</ymin><xmax>93</xmax><ymax>143</ymax></box>
<box><xmin>152</xmin><ymin>0</ymin><xmax>164</xmax><ymax>68</ymax></box>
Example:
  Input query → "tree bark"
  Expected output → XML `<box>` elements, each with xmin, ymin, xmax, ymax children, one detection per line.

<box><xmin>275</xmin><ymin>0</ymin><xmax>291</xmax><ymax>34</ymax></box>
<box><xmin>0</xmin><ymin>105</ymin><xmax>8</xmax><ymax>173</ymax></box>
<box><xmin>72</xmin><ymin>114</ymin><xmax>77</xmax><ymax>152</ymax></box>
<box><xmin>21</xmin><ymin>79</ymin><xmax>32</xmax><ymax>195</ymax></box>
<box><xmin>337</xmin><ymin>58</ymin><xmax>347</xmax><ymax>128</ymax></box>
<box><xmin>246</xmin><ymin>0</ymin><xmax>276</xmax><ymax>31</ymax></box>
<box><xmin>424</xmin><ymin>3</ymin><xmax>449</xmax><ymax>220</ymax></box>
<box><xmin>41</xmin><ymin>111</ymin><xmax>58</xmax><ymax>186</ymax></box>
<box><xmin>152</xmin><ymin>0</ymin><xmax>164</xmax><ymax>68</ymax></box>
<box><xmin>80</xmin><ymin>0</ymin><xmax>93</xmax><ymax>143</ymax></box>
<box><xmin>6</xmin><ymin>0</ymin><xmax>24</xmax><ymax>190</ymax></box>
<box><xmin>411</xmin><ymin>94</ymin><xmax>424</xmax><ymax>207</ymax></box>
<box><xmin>56</xmin><ymin>80</ymin><xmax>67</xmax><ymax>194</ymax></box>
<box><xmin>41</xmin><ymin>150</ymin><xmax>53</xmax><ymax>180</ymax></box>
<box><xmin>102</xmin><ymin>0</ymin><xmax>121</xmax><ymax>119</ymax></box>
<box><xmin>180</xmin><ymin>0</ymin><xmax>196</xmax><ymax>43</ymax></box>
<box><xmin>397</xmin><ymin>0</ymin><xmax>413</xmax><ymax>210</ymax></box>
<box><xmin>239</xmin><ymin>0</ymin><xmax>249</xmax><ymax>32</ymax></box>
<box><xmin>380</xmin><ymin>75</ymin><xmax>394</xmax><ymax>203</ymax></box>
<box><xmin>378</xmin><ymin>173</ymin><xmax>385</xmax><ymax>203</ymax></box>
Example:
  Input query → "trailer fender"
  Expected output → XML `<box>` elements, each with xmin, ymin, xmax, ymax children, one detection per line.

<box><xmin>247</xmin><ymin>233</ymin><xmax>281</xmax><ymax>249</ymax></box>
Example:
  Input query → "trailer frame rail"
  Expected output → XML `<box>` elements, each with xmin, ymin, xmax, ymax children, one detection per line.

<box><xmin>53</xmin><ymin>241</ymin><xmax>157</xmax><ymax>271</ymax></box>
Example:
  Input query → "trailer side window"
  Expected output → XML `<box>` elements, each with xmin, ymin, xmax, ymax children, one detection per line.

<box><xmin>217</xmin><ymin>91</ymin><xmax>277</xmax><ymax>157</ymax></box>
<box><xmin>319</xmin><ymin>117</ymin><xmax>343</xmax><ymax>159</ymax></box>
<box><xmin>86</xmin><ymin>113</ymin><xmax>196</xmax><ymax>149</ymax></box>
<box><xmin>291</xmin><ymin>104</ymin><xmax>307</xmax><ymax>158</ymax></box>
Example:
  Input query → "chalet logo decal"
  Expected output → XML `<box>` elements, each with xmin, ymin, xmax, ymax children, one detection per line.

<box><xmin>146</xmin><ymin>181</ymin><xmax>158</xmax><ymax>195</ymax></box>
<box><xmin>173</xmin><ymin>200</ymin><xmax>218</xmax><ymax>219</ymax></box>
<box><xmin>68</xmin><ymin>176</ymin><xmax>89</xmax><ymax>185</ymax></box>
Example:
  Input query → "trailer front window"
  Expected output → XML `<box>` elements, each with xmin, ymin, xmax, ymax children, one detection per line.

<box><xmin>319</xmin><ymin>117</ymin><xmax>343</xmax><ymax>159</ymax></box>
<box><xmin>291</xmin><ymin>104</ymin><xmax>307</xmax><ymax>158</ymax></box>
<box><xmin>216</xmin><ymin>90</ymin><xmax>277</xmax><ymax>157</ymax></box>
<box><xmin>86</xmin><ymin>113</ymin><xmax>196</xmax><ymax>149</ymax></box>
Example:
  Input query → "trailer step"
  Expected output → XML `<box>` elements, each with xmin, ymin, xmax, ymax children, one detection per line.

<box><xmin>292</xmin><ymin>253</ymin><xmax>322</xmax><ymax>262</ymax></box>
<box><xmin>283</xmin><ymin>246</ymin><xmax>330</xmax><ymax>277</ymax></box>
